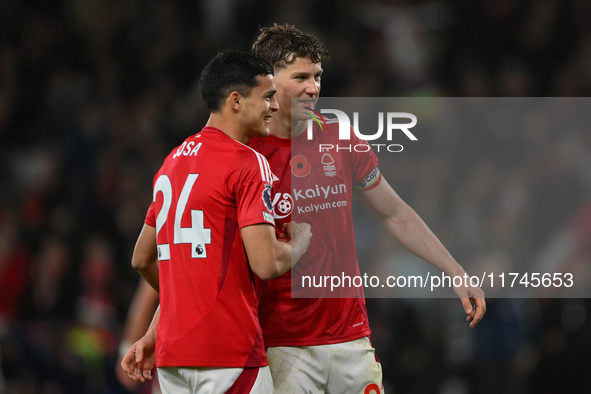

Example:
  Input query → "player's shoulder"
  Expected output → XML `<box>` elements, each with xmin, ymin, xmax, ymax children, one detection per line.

<box><xmin>232</xmin><ymin>137</ymin><xmax>265</xmax><ymax>160</ymax></box>
<box><xmin>194</xmin><ymin>128</ymin><xmax>269</xmax><ymax>171</ymax></box>
<box><xmin>233</xmin><ymin>141</ymin><xmax>274</xmax><ymax>184</ymax></box>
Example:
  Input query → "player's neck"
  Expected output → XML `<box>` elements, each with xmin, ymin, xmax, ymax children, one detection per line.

<box><xmin>205</xmin><ymin>113</ymin><xmax>248</xmax><ymax>144</ymax></box>
<box><xmin>269</xmin><ymin>115</ymin><xmax>307</xmax><ymax>139</ymax></box>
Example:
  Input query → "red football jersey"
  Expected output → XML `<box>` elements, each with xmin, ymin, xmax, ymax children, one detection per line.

<box><xmin>248</xmin><ymin>120</ymin><xmax>381</xmax><ymax>347</ymax></box>
<box><xmin>145</xmin><ymin>127</ymin><xmax>275</xmax><ymax>367</ymax></box>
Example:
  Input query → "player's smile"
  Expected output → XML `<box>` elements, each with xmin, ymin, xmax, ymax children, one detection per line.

<box><xmin>242</xmin><ymin>74</ymin><xmax>279</xmax><ymax>138</ymax></box>
<box><xmin>273</xmin><ymin>57</ymin><xmax>323</xmax><ymax>122</ymax></box>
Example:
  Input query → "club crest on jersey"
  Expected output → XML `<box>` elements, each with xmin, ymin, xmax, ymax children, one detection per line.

<box><xmin>291</xmin><ymin>155</ymin><xmax>311</xmax><ymax>177</ymax></box>
<box><xmin>262</xmin><ymin>184</ymin><xmax>273</xmax><ymax>211</ymax></box>
<box><xmin>321</xmin><ymin>154</ymin><xmax>337</xmax><ymax>177</ymax></box>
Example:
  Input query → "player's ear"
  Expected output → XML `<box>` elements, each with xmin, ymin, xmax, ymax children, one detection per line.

<box><xmin>227</xmin><ymin>91</ymin><xmax>242</xmax><ymax>111</ymax></box>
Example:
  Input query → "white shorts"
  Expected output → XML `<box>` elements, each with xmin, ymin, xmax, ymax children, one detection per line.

<box><xmin>267</xmin><ymin>336</ymin><xmax>384</xmax><ymax>394</ymax></box>
<box><xmin>157</xmin><ymin>365</ymin><xmax>272</xmax><ymax>394</ymax></box>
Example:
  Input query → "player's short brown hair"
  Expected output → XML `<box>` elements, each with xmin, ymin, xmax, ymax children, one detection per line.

<box><xmin>252</xmin><ymin>23</ymin><xmax>330</xmax><ymax>70</ymax></box>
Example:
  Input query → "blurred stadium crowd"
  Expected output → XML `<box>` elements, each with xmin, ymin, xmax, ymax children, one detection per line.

<box><xmin>1</xmin><ymin>0</ymin><xmax>591</xmax><ymax>393</ymax></box>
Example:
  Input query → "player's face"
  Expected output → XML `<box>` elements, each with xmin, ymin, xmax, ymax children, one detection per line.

<box><xmin>273</xmin><ymin>57</ymin><xmax>322</xmax><ymax>122</ymax></box>
<box><xmin>241</xmin><ymin>74</ymin><xmax>279</xmax><ymax>138</ymax></box>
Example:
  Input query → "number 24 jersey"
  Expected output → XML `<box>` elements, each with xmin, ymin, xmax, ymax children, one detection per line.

<box><xmin>145</xmin><ymin>127</ymin><xmax>275</xmax><ymax>368</ymax></box>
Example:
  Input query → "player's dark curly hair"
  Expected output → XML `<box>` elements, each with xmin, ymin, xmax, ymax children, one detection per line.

<box><xmin>199</xmin><ymin>51</ymin><xmax>274</xmax><ymax>112</ymax></box>
<box><xmin>252</xmin><ymin>24</ymin><xmax>330</xmax><ymax>70</ymax></box>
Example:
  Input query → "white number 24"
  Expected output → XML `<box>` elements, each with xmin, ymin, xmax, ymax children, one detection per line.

<box><xmin>153</xmin><ymin>174</ymin><xmax>212</xmax><ymax>260</ymax></box>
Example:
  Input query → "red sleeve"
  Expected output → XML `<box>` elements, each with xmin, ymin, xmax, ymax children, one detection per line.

<box><xmin>349</xmin><ymin>133</ymin><xmax>382</xmax><ymax>190</ymax></box>
<box><xmin>145</xmin><ymin>200</ymin><xmax>156</xmax><ymax>227</ymax></box>
<box><xmin>144</xmin><ymin>172</ymin><xmax>159</xmax><ymax>227</ymax></box>
<box><xmin>235</xmin><ymin>150</ymin><xmax>276</xmax><ymax>229</ymax></box>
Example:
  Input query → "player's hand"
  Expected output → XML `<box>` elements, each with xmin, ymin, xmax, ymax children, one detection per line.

<box><xmin>288</xmin><ymin>221</ymin><xmax>312</xmax><ymax>265</ymax></box>
<box><xmin>279</xmin><ymin>222</ymin><xmax>292</xmax><ymax>240</ymax></box>
<box><xmin>120</xmin><ymin>332</ymin><xmax>156</xmax><ymax>383</ymax></box>
<box><xmin>116</xmin><ymin>355</ymin><xmax>141</xmax><ymax>390</ymax></box>
<box><xmin>454</xmin><ymin>283</ymin><xmax>486</xmax><ymax>328</ymax></box>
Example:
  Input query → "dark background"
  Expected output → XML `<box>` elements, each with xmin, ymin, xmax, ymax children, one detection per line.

<box><xmin>1</xmin><ymin>0</ymin><xmax>590</xmax><ymax>393</ymax></box>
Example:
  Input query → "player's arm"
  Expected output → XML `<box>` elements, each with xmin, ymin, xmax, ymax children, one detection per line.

<box><xmin>241</xmin><ymin>221</ymin><xmax>311</xmax><ymax>280</ymax></box>
<box><xmin>121</xmin><ymin>306</ymin><xmax>160</xmax><ymax>382</ymax></box>
<box><xmin>130</xmin><ymin>224</ymin><xmax>159</xmax><ymax>291</ymax></box>
<box><xmin>120</xmin><ymin>280</ymin><xmax>159</xmax><ymax>351</ymax></box>
<box><xmin>354</xmin><ymin>177</ymin><xmax>486</xmax><ymax>327</ymax></box>
<box><xmin>116</xmin><ymin>280</ymin><xmax>159</xmax><ymax>388</ymax></box>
